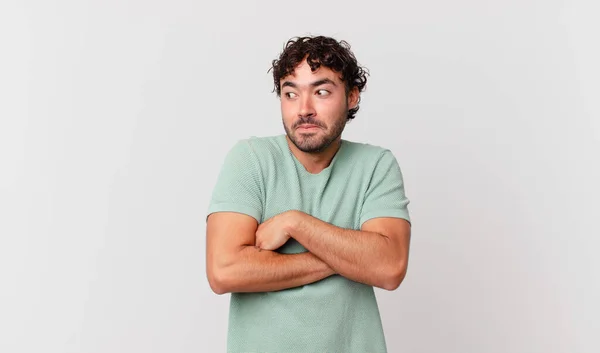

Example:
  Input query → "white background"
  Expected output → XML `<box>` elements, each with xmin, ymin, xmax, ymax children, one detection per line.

<box><xmin>1</xmin><ymin>1</ymin><xmax>599</xmax><ymax>352</ymax></box>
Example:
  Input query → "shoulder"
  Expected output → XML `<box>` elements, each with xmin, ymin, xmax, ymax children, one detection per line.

<box><xmin>342</xmin><ymin>139</ymin><xmax>396</xmax><ymax>163</ymax></box>
<box><xmin>229</xmin><ymin>135</ymin><xmax>286</xmax><ymax>158</ymax></box>
<box><xmin>221</xmin><ymin>135</ymin><xmax>288</xmax><ymax>177</ymax></box>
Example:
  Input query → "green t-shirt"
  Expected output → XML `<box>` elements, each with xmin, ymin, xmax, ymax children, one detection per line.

<box><xmin>207</xmin><ymin>134</ymin><xmax>411</xmax><ymax>353</ymax></box>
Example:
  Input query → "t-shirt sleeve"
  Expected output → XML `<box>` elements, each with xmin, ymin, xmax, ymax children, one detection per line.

<box><xmin>359</xmin><ymin>149</ymin><xmax>411</xmax><ymax>227</ymax></box>
<box><xmin>206</xmin><ymin>140</ymin><xmax>264</xmax><ymax>223</ymax></box>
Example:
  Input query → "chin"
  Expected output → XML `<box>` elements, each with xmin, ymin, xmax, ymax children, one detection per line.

<box><xmin>295</xmin><ymin>138</ymin><xmax>331</xmax><ymax>153</ymax></box>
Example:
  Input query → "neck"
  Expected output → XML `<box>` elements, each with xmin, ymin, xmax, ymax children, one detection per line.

<box><xmin>285</xmin><ymin>135</ymin><xmax>342</xmax><ymax>174</ymax></box>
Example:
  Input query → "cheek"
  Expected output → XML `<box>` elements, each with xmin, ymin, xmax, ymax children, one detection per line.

<box><xmin>316</xmin><ymin>98</ymin><xmax>345</xmax><ymax>117</ymax></box>
<box><xmin>280</xmin><ymin>101</ymin><xmax>294</xmax><ymax>120</ymax></box>
<box><xmin>281</xmin><ymin>99</ymin><xmax>303</xmax><ymax>118</ymax></box>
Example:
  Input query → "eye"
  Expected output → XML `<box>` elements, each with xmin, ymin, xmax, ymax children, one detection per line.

<box><xmin>284</xmin><ymin>92</ymin><xmax>298</xmax><ymax>99</ymax></box>
<box><xmin>316</xmin><ymin>89</ymin><xmax>330</xmax><ymax>96</ymax></box>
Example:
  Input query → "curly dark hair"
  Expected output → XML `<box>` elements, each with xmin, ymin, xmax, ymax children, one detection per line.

<box><xmin>269</xmin><ymin>36</ymin><xmax>369</xmax><ymax>121</ymax></box>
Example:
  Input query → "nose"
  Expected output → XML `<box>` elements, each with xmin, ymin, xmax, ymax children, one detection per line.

<box><xmin>298</xmin><ymin>95</ymin><xmax>316</xmax><ymax>118</ymax></box>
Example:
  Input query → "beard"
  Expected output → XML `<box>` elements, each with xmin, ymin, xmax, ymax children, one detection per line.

<box><xmin>283</xmin><ymin>109</ymin><xmax>348</xmax><ymax>153</ymax></box>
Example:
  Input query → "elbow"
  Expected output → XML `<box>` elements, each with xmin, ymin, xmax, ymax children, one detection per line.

<box><xmin>209</xmin><ymin>280</ymin><xmax>228</xmax><ymax>295</ymax></box>
<box><xmin>381</xmin><ymin>263</ymin><xmax>408</xmax><ymax>291</ymax></box>
<box><xmin>207</xmin><ymin>248</ymin><xmax>248</xmax><ymax>295</ymax></box>
<box><xmin>207</xmin><ymin>272</ymin><xmax>227</xmax><ymax>295</ymax></box>
<box><xmin>207</xmin><ymin>265</ymin><xmax>231</xmax><ymax>295</ymax></box>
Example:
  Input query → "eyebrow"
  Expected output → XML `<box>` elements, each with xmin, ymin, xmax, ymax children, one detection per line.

<box><xmin>281</xmin><ymin>78</ymin><xmax>337</xmax><ymax>89</ymax></box>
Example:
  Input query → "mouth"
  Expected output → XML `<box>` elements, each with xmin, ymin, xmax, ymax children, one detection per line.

<box><xmin>296</xmin><ymin>124</ymin><xmax>321</xmax><ymax>131</ymax></box>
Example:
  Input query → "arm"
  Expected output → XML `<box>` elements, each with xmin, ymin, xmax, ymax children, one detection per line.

<box><xmin>255</xmin><ymin>149</ymin><xmax>412</xmax><ymax>290</ymax></box>
<box><xmin>206</xmin><ymin>211</ymin><xmax>334</xmax><ymax>295</ymax></box>
<box><xmin>288</xmin><ymin>212</ymin><xmax>411</xmax><ymax>291</ymax></box>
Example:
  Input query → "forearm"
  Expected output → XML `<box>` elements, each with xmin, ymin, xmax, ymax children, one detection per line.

<box><xmin>290</xmin><ymin>214</ymin><xmax>400</xmax><ymax>289</ymax></box>
<box><xmin>212</xmin><ymin>246</ymin><xmax>334</xmax><ymax>294</ymax></box>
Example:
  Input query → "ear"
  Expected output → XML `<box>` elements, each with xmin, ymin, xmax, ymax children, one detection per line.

<box><xmin>347</xmin><ymin>87</ymin><xmax>360</xmax><ymax>110</ymax></box>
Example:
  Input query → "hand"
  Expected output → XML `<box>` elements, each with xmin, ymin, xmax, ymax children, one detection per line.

<box><xmin>255</xmin><ymin>210</ymin><xmax>301</xmax><ymax>251</ymax></box>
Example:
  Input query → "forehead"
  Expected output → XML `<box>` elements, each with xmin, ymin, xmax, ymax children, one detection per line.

<box><xmin>281</xmin><ymin>60</ymin><xmax>342</xmax><ymax>85</ymax></box>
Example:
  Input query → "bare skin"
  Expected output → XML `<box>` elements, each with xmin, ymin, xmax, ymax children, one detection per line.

<box><xmin>206</xmin><ymin>59</ymin><xmax>410</xmax><ymax>294</ymax></box>
<box><xmin>256</xmin><ymin>210</ymin><xmax>410</xmax><ymax>290</ymax></box>
<box><xmin>206</xmin><ymin>212</ymin><xmax>335</xmax><ymax>294</ymax></box>
<box><xmin>279</xmin><ymin>59</ymin><xmax>359</xmax><ymax>173</ymax></box>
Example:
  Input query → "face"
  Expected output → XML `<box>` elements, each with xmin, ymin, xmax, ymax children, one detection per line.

<box><xmin>280</xmin><ymin>60</ymin><xmax>358</xmax><ymax>153</ymax></box>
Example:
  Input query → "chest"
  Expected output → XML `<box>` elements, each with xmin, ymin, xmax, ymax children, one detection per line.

<box><xmin>261</xmin><ymin>167</ymin><xmax>369</xmax><ymax>231</ymax></box>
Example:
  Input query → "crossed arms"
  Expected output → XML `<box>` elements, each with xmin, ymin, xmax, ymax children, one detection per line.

<box><xmin>206</xmin><ymin>210</ymin><xmax>411</xmax><ymax>294</ymax></box>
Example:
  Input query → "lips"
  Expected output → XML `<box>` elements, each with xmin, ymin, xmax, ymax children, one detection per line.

<box><xmin>297</xmin><ymin>124</ymin><xmax>320</xmax><ymax>129</ymax></box>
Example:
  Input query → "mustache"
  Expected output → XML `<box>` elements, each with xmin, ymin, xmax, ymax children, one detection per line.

<box><xmin>293</xmin><ymin>117</ymin><xmax>325</xmax><ymax>129</ymax></box>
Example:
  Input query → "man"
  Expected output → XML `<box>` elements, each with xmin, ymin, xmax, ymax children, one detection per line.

<box><xmin>206</xmin><ymin>35</ymin><xmax>411</xmax><ymax>353</ymax></box>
